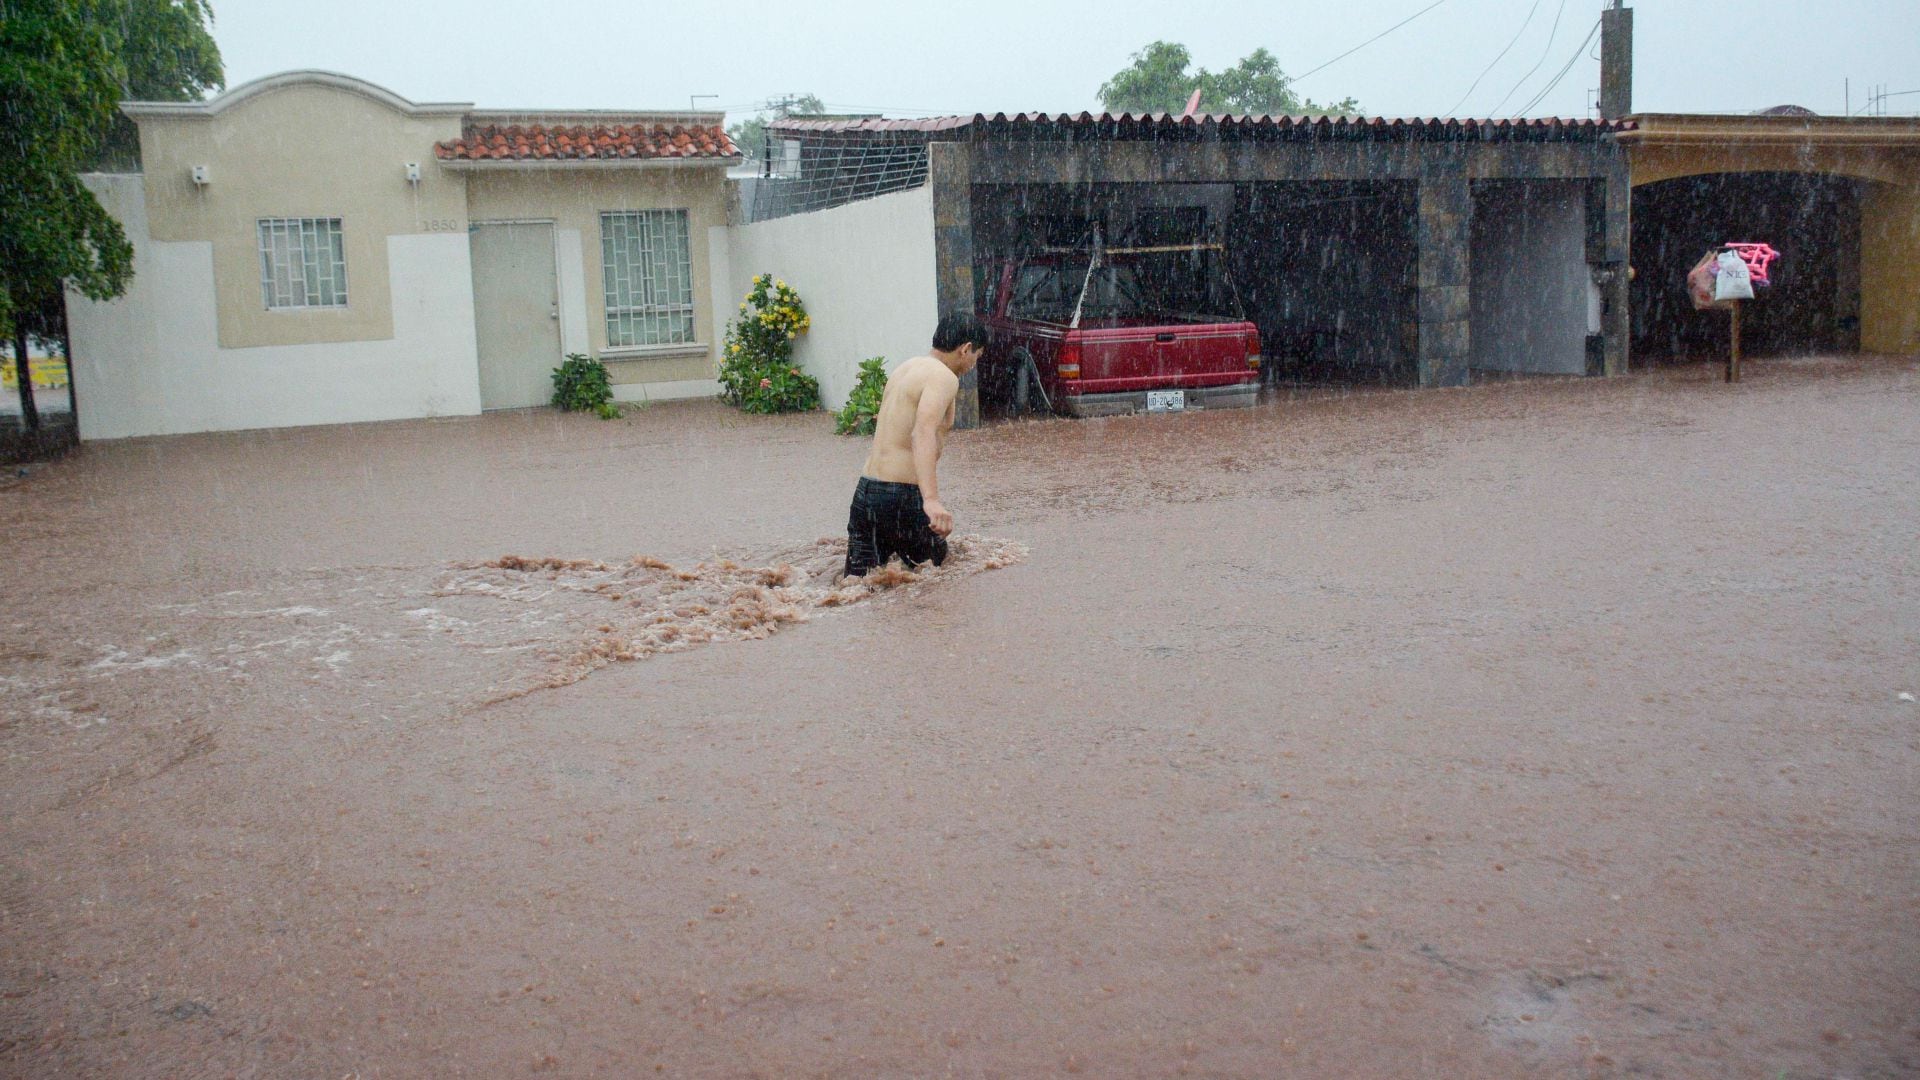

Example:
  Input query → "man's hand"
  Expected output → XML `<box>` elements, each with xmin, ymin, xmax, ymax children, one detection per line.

<box><xmin>922</xmin><ymin>497</ymin><xmax>954</xmax><ymax>537</ymax></box>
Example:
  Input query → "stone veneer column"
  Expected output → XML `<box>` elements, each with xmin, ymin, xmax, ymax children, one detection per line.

<box><xmin>928</xmin><ymin>141</ymin><xmax>979</xmax><ymax>428</ymax></box>
<box><xmin>1603</xmin><ymin>160</ymin><xmax>1632</xmax><ymax>375</ymax></box>
<box><xmin>1417</xmin><ymin>173</ymin><xmax>1472</xmax><ymax>388</ymax></box>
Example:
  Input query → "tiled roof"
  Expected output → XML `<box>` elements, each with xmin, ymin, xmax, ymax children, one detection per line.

<box><xmin>436</xmin><ymin>123</ymin><xmax>739</xmax><ymax>162</ymax></box>
<box><xmin>770</xmin><ymin>112</ymin><xmax>1634</xmax><ymax>139</ymax></box>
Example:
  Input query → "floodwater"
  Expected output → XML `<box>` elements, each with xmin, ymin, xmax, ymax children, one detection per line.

<box><xmin>2</xmin><ymin>355</ymin><xmax>1916</xmax><ymax>1077</ymax></box>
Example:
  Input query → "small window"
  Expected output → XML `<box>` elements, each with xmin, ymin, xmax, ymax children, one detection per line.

<box><xmin>258</xmin><ymin>218</ymin><xmax>348</xmax><ymax>309</ymax></box>
<box><xmin>601</xmin><ymin>210</ymin><xmax>694</xmax><ymax>347</ymax></box>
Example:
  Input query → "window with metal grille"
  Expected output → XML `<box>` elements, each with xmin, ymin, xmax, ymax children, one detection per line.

<box><xmin>600</xmin><ymin>210</ymin><xmax>694</xmax><ymax>347</ymax></box>
<box><xmin>257</xmin><ymin>218</ymin><xmax>348</xmax><ymax>309</ymax></box>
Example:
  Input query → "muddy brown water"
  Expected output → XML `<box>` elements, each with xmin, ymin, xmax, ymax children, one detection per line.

<box><xmin>2</xmin><ymin>356</ymin><xmax>1916</xmax><ymax>1077</ymax></box>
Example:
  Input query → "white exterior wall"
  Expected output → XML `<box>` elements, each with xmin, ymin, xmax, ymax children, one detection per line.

<box><xmin>1470</xmin><ymin>182</ymin><xmax>1590</xmax><ymax>375</ymax></box>
<box><xmin>608</xmin><ymin>378</ymin><xmax>725</xmax><ymax>404</ymax></box>
<box><xmin>711</xmin><ymin>186</ymin><xmax>938</xmax><ymax>410</ymax></box>
<box><xmin>68</xmin><ymin>174</ymin><xmax>481</xmax><ymax>440</ymax></box>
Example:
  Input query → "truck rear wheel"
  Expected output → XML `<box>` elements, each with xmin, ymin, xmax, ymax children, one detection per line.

<box><xmin>1010</xmin><ymin>349</ymin><xmax>1047</xmax><ymax>415</ymax></box>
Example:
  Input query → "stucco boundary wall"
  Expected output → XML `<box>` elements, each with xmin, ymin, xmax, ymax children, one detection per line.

<box><xmin>1860</xmin><ymin>181</ymin><xmax>1920</xmax><ymax>354</ymax></box>
<box><xmin>709</xmin><ymin>185</ymin><xmax>939</xmax><ymax>412</ymax></box>
<box><xmin>68</xmin><ymin>175</ymin><xmax>483</xmax><ymax>440</ymax></box>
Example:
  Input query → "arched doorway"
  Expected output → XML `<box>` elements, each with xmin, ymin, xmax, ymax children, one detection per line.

<box><xmin>1630</xmin><ymin>171</ymin><xmax>1868</xmax><ymax>360</ymax></box>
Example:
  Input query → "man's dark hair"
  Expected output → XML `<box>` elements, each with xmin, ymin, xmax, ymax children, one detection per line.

<box><xmin>932</xmin><ymin>313</ymin><xmax>990</xmax><ymax>353</ymax></box>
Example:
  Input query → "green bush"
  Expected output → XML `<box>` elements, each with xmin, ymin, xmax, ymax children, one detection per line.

<box><xmin>551</xmin><ymin>353</ymin><xmax>620</xmax><ymax>419</ymax></box>
<box><xmin>718</xmin><ymin>275</ymin><xmax>821</xmax><ymax>414</ymax></box>
<box><xmin>834</xmin><ymin>357</ymin><xmax>888</xmax><ymax>436</ymax></box>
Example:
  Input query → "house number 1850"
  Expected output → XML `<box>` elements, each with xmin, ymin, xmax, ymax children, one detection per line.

<box><xmin>421</xmin><ymin>219</ymin><xmax>464</xmax><ymax>232</ymax></box>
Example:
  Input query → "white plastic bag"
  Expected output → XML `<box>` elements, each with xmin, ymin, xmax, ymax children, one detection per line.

<box><xmin>1713</xmin><ymin>250</ymin><xmax>1754</xmax><ymax>301</ymax></box>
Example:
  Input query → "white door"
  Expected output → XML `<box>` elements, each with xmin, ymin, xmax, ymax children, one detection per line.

<box><xmin>470</xmin><ymin>222</ymin><xmax>561</xmax><ymax>410</ymax></box>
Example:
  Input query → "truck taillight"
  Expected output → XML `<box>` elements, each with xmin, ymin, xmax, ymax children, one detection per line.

<box><xmin>1248</xmin><ymin>354</ymin><xmax>1263</xmax><ymax>370</ymax></box>
<box><xmin>1248</xmin><ymin>330</ymin><xmax>1262</xmax><ymax>368</ymax></box>
<box><xmin>1058</xmin><ymin>344</ymin><xmax>1081</xmax><ymax>380</ymax></box>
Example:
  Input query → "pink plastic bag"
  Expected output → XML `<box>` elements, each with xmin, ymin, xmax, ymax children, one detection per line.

<box><xmin>1687</xmin><ymin>252</ymin><xmax>1724</xmax><ymax>311</ymax></box>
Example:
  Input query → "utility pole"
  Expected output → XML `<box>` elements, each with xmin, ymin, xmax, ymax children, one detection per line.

<box><xmin>764</xmin><ymin>94</ymin><xmax>811</xmax><ymax>118</ymax></box>
<box><xmin>1599</xmin><ymin>0</ymin><xmax>1633</xmax><ymax>121</ymax></box>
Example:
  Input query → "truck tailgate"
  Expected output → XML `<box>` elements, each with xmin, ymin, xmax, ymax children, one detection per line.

<box><xmin>1073</xmin><ymin>322</ymin><xmax>1258</xmax><ymax>392</ymax></box>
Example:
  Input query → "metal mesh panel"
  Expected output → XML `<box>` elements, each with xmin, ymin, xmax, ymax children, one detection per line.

<box><xmin>748</xmin><ymin>133</ymin><xmax>930</xmax><ymax>222</ymax></box>
<box><xmin>257</xmin><ymin>218</ymin><xmax>347</xmax><ymax>309</ymax></box>
<box><xmin>601</xmin><ymin>210</ymin><xmax>694</xmax><ymax>347</ymax></box>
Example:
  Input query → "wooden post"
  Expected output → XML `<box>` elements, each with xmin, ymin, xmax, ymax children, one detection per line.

<box><xmin>1727</xmin><ymin>300</ymin><xmax>1742</xmax><ymax>383</ymax></box>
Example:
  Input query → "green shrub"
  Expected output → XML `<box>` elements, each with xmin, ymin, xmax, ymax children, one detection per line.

<box><xmin>833</xmin><ymin>356</ymin><xmax>888</xmax><ymax>436</ymax></box>
<box><xmin>718</xmin><ymin>275</ymin><xmax>821</xmax><ymax>414</ymax></box>
<box><xmin>551</xmin><ymin>353</ymin><xmax>620</xmax><ymax>419</ymax></box>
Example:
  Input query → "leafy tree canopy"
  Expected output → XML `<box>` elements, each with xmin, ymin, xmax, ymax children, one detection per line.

<box><xmin>95</xmin><ymin>0</ymin><xmax>225</xmax><ymax>168</ymax></box>
<box><xmin>1098</xmin><ymin>41</ymin><xmax>1360</xmax><ymax>118</ymax></box>
<box><xmin>115</xmin><ymin>0</ymin><xmax>223</xmax><ymax>102</ymax></box>
<box><xmin>0</xmin><ymin>0</ymin><xmax>224</xmax><ymax>337</ymax></box>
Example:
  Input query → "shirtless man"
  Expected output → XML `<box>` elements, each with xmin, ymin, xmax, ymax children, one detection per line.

<box><xmin>843</xmin><ymin>313</ymin><xmax>989</xmax><ymax>578</ymax></box>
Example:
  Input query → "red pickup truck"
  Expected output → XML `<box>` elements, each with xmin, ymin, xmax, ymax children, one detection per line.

<box><xmin>983</xmin><ymin>239</ymin><xmax>1262</xmax><ymax>418</ymax></box>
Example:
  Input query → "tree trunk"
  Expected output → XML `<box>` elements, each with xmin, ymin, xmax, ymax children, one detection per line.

<box><xmin>12</xmin><ymin>327</ymin><xmax>37</xmax><ymax>432</ymax></box>
<box><xmin>62</xmin><ymin>312</ymin><xmax>77</xmax><ymax>424</ymax></box>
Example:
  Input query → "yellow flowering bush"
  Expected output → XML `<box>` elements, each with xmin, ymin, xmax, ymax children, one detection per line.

<box><xmin>719</xmin><ymin>274</ymin><xmax>819</xmax><ymax>414</ymax></box>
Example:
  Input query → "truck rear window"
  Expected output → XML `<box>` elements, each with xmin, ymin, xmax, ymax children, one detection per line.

<box><xmin>1006</xmin><ymin>250</ymin><xmax>1236</xmax><ymax>324</ymax></box>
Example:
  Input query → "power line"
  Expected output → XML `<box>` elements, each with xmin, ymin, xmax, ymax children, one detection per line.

<box><xmin>1292</xmin><ymin>0</ymin><xmax>1454</xmax><ymax>85</ymax></box>
<box><xmin>1512</xmin><ymin>17</ymin><xmax>1600</xmax><ymax>117</ymax></box>
<box><xmin>1446</xmin><ymin>0</ymin><xmax>1545</xmax><ymax>116</ymax></box>
<box><xmin>1487</xmin><ymin>0</ymin><xmax>1572</xmax><ymax>116</ymax></box>
<box><xmin>1511</xmin><ymin>19</ymin><xmax>1597</xmax><ymax>116</ymax></box>
<box><xmin>1856</xmin><ymin>87</ymin><xmax>1920</xmax><ymax>116</ymax></box>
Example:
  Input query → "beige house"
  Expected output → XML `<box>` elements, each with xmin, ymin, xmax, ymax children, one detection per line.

<box><xmin>68</xmin><ymin>70</ymin><xmax>740</xmax><ymax>439</ymax></box>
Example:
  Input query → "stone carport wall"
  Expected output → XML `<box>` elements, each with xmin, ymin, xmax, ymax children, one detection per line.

<box><xmin>927</xmin><ymin>119</ymin><xmax>1632</xmax><ymax>425</ymax></box>
<box><xmin>930</xmin><ymin>143</ymin><xmax>979</xmax><ymax>428</ymax></box>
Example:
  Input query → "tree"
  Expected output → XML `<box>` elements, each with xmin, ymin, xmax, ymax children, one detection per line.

<box><xmin>9</xmin><ymin>291</ymin><xmax>72</xmax><ymax>434</ymax></box>
<box><xmin>93</xmin><ymin>0</ymin><xmax>225</xmax><ymax>169</ymax></box>
<box><xmin>726</xmin><ymin>93</ymin><xmax>825</xmax><ymax>164</ymax></box>
<box><xmin>0</xmin><ymin>0</ymin><xmax>222</xmax><ymax>430</ymax></box>
<box><xmin>1098</xmin><ymin>41</ymin><xmax>1360</xmax><ymax>118</ymax></box>
<box><xmin>2</xmin><ymin>0</ymin><xmax>132</xmax><ymax>430</ymax></box>
<box><xmin>1097</xmin><ymin>41</ymin><xmax>1198</xmax><ymax>116</ymax></box>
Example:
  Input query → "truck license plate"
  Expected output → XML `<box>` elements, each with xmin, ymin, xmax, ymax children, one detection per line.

<box><xmin>1146</xmin><ymin>390</ymin><xmax>1186</xmax><ymax>412</ymax></box>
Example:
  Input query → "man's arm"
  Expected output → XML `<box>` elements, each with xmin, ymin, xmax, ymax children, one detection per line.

<box><xmin>911</xmin><ymin>375</ymin><xmax>958</xmax><ymax>536</ymax></box>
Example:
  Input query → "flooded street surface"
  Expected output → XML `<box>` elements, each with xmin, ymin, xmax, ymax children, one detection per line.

<box><xmin>2</xmin><ymin>355</ymin><xmax>1917</xmax><ymax>1077</ymax></box>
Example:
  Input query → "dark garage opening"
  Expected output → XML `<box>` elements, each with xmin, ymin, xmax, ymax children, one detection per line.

<box><xmin>1230</xmin><ymin>182</ymin><xmax>1418</xmax><ymax>387</ymax></box>
<box><xmin>1631</xmin><ymin>171</ymin><xmax>1863</xmax><ymax>361</ymax></box>
<box><xmin>969</xmin><ymin>182</ymin><xmax>1242</xmax><ymax>418</ymax></box>
<box><xmin>968</xmin><ymin>180</ymin><xmax>1420</xmax><ymax>416</ymax></box>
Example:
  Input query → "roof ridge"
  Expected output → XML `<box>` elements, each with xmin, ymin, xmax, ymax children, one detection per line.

<box><xmin>767</xmin><ymin>112</ymin><xmax>1634</xmax><ymax>135</ymax></box>
<box><xmin>436</xmin><ymin>119</ymin><xmax>739</xmax><ymax>163</ymax></box>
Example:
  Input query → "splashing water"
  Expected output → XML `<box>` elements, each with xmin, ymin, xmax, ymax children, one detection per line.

<box><xmin>437</xmin><ymin>534</ymin><xmax>1027</xmax><ymax>696</ymax></box>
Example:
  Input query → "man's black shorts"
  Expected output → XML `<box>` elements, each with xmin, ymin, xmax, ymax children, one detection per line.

<box><xmin>844</xmin><ymin>476</ymin><xmax>948</xmax><ymax>577</ymax></box>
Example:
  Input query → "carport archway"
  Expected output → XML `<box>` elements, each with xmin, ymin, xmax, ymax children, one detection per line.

<box><xmin>1631</xmin><ymin>171</ymin><xmax>1863</xmax><ymax>361</ymax></box>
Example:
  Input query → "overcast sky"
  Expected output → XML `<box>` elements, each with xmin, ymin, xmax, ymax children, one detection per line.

<box><xmin>211</xmin><ymin>0</ymin><xmax>1920</xmax><ymax>121</ymax></box>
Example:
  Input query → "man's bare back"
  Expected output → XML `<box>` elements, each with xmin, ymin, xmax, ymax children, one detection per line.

<box><xmin>841</xmin><ymin>316</ymin><xmax>986</xmax><ymax>579</ymax></box>
<box><xmin>862</xmin><ymin>355</ymin><xmax>957</xmax><ymax>488</ymax></box>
